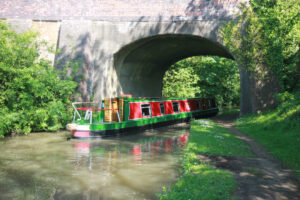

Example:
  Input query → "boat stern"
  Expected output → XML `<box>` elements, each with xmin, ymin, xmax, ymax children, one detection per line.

<box><xmin>67</xmin><ymin>123</ymin><xmax>91</xmax><ymax>138</ymax></box>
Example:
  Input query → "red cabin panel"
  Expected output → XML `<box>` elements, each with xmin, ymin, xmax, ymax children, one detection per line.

<box><xmin>129</xmin><ymin>100</ymin><xmax>203</xmax><ymax>120</ymax></box>
<box><xmin>211</xmin><ymin>99</ymin><xmax>216</xmax><ymax>107</ymax></box>
<box><xmin>187</xmin><ymin>100</ymin><xmax>197</xmax><ymax>111</ymax></box>
<box><xmin>129</xmin><ymin>101</ymin><xmax>166</xmax><ymax>120</ymax></box>
<box><xmin>185</xmin><ymin>101</ymin><xmax>191</xmax><ymax>111</ymax></box>
<box><xmin>179</xmin><ymin>100</ymin><xmax>188</xmax><ymax>112</ymax></box>
<box><xmin>150</xmin><ymin>102</ymin><xmax>161</xmax><ymax>116</ymax></box>
<box><xmin>165</xmin><ymin>101</ymin><xmax>173</xmax><ymax>114</ymax></box>
<box><xmin>199</xmin><ymin>99</ymin><xmax>203</xmax><ymax>110</ymax></box>
<box><xmin>129</xmin><ymin>102</ymin><xmax>142</xmax><ymax>119</ymax></box>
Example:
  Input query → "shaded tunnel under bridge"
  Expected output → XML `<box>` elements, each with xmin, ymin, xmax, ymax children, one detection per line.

<box><xmin>113</xmin><ymin>34</ymin><xmax>233</xmax><ymax>97</ymax></box>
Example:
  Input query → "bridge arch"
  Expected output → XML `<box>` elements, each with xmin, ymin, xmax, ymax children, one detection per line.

<box><xmin>2</xmin><ymin>0</ymin><xmax>272</xmax><ymax>114</ymax></box>
<box><xmin>113</xmin><ymin>34</ymin><xmax>235</xmax><ymax>97</ymax></box>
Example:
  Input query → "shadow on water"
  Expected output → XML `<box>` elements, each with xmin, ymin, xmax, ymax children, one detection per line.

<box><xmin>0</xmin><ymin>124</ymin><xmax>190</xmax><ymax>200</ymax></box>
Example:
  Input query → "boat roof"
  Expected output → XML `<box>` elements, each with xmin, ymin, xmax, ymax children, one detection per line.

<box><xmin>115</xmin><ymin>97</ymin><xmax>211</xmax><ymax>102</ymax></box>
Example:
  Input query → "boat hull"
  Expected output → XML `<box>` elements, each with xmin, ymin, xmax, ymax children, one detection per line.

<box><xmin>70</xmin><ymin>108</ymin><xmax>218</xmax><ymax>139</ymax></box>
<box><xmin>72</xmin><ymin>116</ymin><xmax>191</xmax><ymax>139</ymax></box>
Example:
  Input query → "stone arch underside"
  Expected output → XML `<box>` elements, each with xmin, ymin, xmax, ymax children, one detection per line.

<box><xmin>53</xmin><ymin>20</ymin><xmax>258</xmax><ymax>115</ymax></box>
<box><xmin>113</xmin><ymin>34</ymin><xmax>234</xmax><ymax>97</ymax></box>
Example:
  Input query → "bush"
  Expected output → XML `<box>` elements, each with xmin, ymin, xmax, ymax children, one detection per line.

<box><xmin>0</xmin><ymin>21</ymin><xmax>77</xmax><ymax>138</ymax></box>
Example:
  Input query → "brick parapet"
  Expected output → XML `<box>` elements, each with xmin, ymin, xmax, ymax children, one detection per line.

<box><xmin>0</xmin><ymin>0</ymin><xmax>248</xmax><ymax>21</ymax></box>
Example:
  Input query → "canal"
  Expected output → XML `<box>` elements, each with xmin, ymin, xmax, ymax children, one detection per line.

<box><xmin>0</xmin><ymin>124</ymin><xmax>190</xmax><ymax>200</ymax></box>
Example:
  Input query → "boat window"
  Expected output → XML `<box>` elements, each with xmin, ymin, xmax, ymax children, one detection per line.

<box><xmin>160</xmin><ymin>103</ymin><xmax>165</xmax><ymax>114</ymax></box>
<box><xmin>172</xmin><ymin>102</ymin><xmax>180</xmax><ymax>112</ymax></box>
<box><xmin>208</xmin><ymin>100</ymin><xmax>211</xmax><ymax>108</ymax></box>
<box><xmin>141</xmin><ymin>104</ymin><xmax>152</xmax><ymax>117</ymax></box>
<box><xmin>196</xmin><ymin>100</ymin><xmax>201</xmax><ymax>110</ymax></box>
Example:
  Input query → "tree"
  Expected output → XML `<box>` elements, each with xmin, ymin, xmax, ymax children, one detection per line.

<box><xmin>220</xmin><ymin>0</ymin><xmax>299</xmax><ymax>92</ymax></box>
<box><xmin>163</xmin><ymin>66</ymin><xmax>199</xmax><ymax>98</ymax></box>
<box><xmin>162</xmin><ymin>56</ymin><xmax>240</xmax><ymax>107</ymax></box>
<box><xmin>0</xmin><ymin>21</ymin><xmax>77</xmax><ymax>137</ymax></box>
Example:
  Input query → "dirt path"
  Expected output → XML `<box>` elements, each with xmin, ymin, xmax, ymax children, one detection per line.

<box><xmin>201</xmin><ymin>114</ymin><xmax>300</xmax><ymax>200</ymax></box>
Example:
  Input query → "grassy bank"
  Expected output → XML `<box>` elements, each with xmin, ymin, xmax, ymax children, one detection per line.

<box><xmin>218</xmin><ymin>107</ymin><xmax>240</xmax><ymax>116</ymax></box>
<box><xmin>158</xmin><ymin>120</ymin><xmax>253</xmax><ymax>200</ymax></box>
<box><xmin>235</xmin><ymin>92</ymin><xmax>300</xmax><ymax>176</ymax></box>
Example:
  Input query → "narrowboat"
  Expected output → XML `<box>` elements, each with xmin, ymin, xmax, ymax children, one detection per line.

<box><xmin>67</xmin><ymin>96</ymin><xmax>218</xmax><ymax>138</ymax></box>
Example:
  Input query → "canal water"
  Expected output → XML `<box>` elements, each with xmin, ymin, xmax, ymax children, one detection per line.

<box><xmin>0</xmin><ymin>124</ymin><xmax>190</xmax><ymax>200</ymax></box>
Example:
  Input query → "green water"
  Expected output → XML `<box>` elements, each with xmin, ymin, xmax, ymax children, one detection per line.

<box><xmin>0</xmin><ymin>125</ymin><xmax>189</xmax><ymax>200</ymax></box>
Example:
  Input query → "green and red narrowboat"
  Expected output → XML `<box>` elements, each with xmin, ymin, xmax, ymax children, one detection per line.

<box><xmin>67</xmin><ymin>96</ymin><xmax>218</xmax><ymax>138</ymax></box>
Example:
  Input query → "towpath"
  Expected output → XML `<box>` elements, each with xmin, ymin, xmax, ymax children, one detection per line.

<box><xmin>200</xmin><ymin>114</ymin><xmax>300</xmax><ymax>200</ymax></box>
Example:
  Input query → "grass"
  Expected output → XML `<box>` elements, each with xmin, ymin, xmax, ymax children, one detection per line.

<box><xmin>158</xmin><ymin>119</ymin><xmax>253</xmax><ymax>200</ymax></box>
<box><xmin>235</xmin><ymin>93</ymin><xmax>300</xmax><ymax>176</ymax></box>
<box><xmin>187</xmin><ymin>120</ymin><xmax>252</xmax><ymax>157</ymax></box>
<box><xmin>218</xmin><ymin>107</ymin><xmax>240</xmax><ymax>116</ymax></box>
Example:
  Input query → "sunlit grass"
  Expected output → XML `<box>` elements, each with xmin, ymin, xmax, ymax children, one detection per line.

<box><xmin>235</xmin><ymin>98</ymin><xmax>300</xmax><ymax>176</ymax></box>
<box><xmin>188</xmin><ymin>120</ymin><xmax>253</xmax><ymax>157</ymax></box>
<box><xmin>158</xmin><ymin>119</ymin><xmax>253</xmax><ymax>200</ymax></box>
<box><xmin>159</xmin><ymin>163</ymin><xmax>236</xmax><ymax>200</ymax></box>
<box><xmin>218</xmin><ymin>107</ymin><xmax>240</xmax><ymax>116</ymax></box>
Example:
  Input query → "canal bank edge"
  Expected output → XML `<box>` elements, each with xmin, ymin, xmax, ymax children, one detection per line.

<box><xmin>158</xmin><ymin>119</ymin><xmax>252</xmax><ymax>200</ymax></box>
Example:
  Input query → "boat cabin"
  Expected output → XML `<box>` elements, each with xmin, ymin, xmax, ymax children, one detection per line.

<box><xmin>72</xmin><ymin>97</ymin><xmax>217</xmax><ymax>124</ymax></box>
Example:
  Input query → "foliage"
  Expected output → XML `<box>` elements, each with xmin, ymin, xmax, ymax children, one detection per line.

<box><xmin>220</xmin><ymin>0</ymin><xmax>300</xmax><ymax>175</ymax></box>
<box><xmin>220</xmin><ymin>0</ymin><xmax>300</xmax><ymax>92</ymax></box>
<box><xmin>235</xmin><ymin>91</ymin><xmax>300</xmax><ymax>176</ymax></box>
<box><xmin>162</xmin><ymin>56</ymin><xmax>240</xmax><ymax>107</ymax></box>
<box><xmin>158</xmin><ymin>120</ymin><xmax>253</xmax><ymax>200</ymax></box>
<box><xmin>0</xmin><ymin>21</ymin><xmax>77</xmax><ymax>138</ymax></box>
<box><xmin>162</xmin><ymin>67</ymin><xmax>199</xmax><ymax>98</ymax></box>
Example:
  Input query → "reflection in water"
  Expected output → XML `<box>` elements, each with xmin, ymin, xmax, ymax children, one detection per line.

<box><xmin>74</xmin><ymin>131</ymin><xmax>189</xmax><ymax>168</ymax></box>
<box><xmin>0</xmin><ymin>125</ymin><xmax>189</xmax><ymax>200</ymax></box>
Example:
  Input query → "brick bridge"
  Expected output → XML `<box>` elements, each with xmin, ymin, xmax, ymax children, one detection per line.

<box><xmin>1</xmin><ymin>0</ymin><xmax>277</xmax><ymax>115</ymax></box>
